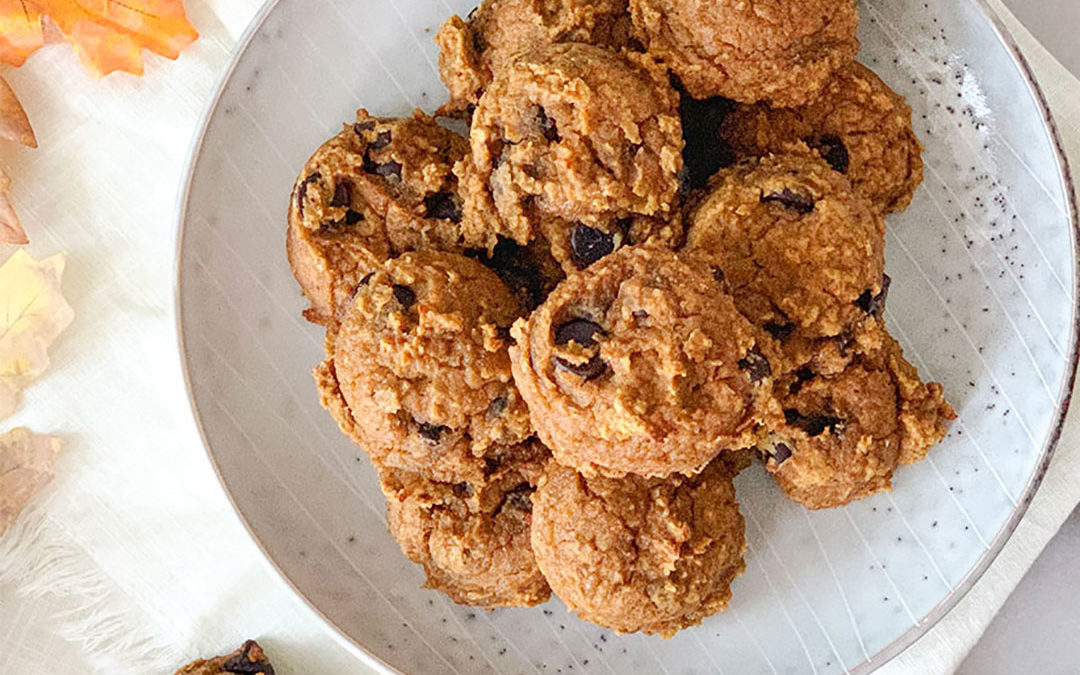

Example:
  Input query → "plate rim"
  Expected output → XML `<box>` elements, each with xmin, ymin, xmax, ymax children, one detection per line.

<box><xmin>172</xmin><ymin>1</ymin><xmax>1080</xmax><ymax>672</ymax></box>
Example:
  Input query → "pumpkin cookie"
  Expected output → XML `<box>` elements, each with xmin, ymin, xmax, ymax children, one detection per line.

<box><xmin>531</xmin><ymin>456</ymin><xmax>746</xmax><ymax>636</ymax></box>
<box><xmin>629</xmin><ymin>0</ymin><xmax>859</xmax><ymax>107</ymax></box>
<box><xmin>457</xmin><ymin>42</ymin><xmax>683</xmax><ymax>271</ymax></box>
<box><xmin>435</xmin><ymin>0</ymin><xmax>634</xmax><ymax>114</ymax></box>
<box><xmin>382</xmin><ymin>440</ymin><xmax>552</xmax><ymax>607</ymax></box>
<box><xmin>684</xmin><ymin>153</ymin><xmax>886</xmax><ymax>341</ymax></box>
<box><xmin>287</xmin><ymin>109</ymin><xmax>468</xmax><ymax>325</ymax></box>
<box><xmin>510</xmin><ymin>246</ymin><xmax>777</xmax><ymax>478</ymax></box>
<box><xmin>317</xmin><ymin>250</ymin><xmax>531</xmax><ymax>483</ymax></box>
<box><xmin>721</xmin><ymin>62</ymin><xmax>924</xmax><ymax>213</ymax></box>
<box><xmin>760</xmin><ymin>330</ymin><xmax>955</xmax><ymax>509</ymax></box>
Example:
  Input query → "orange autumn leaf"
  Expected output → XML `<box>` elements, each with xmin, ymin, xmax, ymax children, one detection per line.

<box><xmin>0</xmin><ymin>0</ymin><xmax>199</xmax><ymax>78</ymax></box>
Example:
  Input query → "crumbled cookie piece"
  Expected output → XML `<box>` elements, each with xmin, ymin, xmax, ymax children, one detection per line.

<box><xmin>175</xmin><ymin>640</ymin><xmax>275</xmax><ymax>675</ymax></box>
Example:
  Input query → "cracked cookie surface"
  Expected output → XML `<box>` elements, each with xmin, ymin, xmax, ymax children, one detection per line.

<box><xmin>317</xmin><ymin>250</ymin><xmax>531</xmax><ymax>483</ymax></box>
<box><xmin>435</xmin><ymin>0</ymin><xmax>635</xmax><ymax>114</ymax></box>
<box><xmin>684</xmin><ymin>153</ymin><xmax>886</xmax><ymax>341</ymax></box>
<box><xmin>287</xmin><ymin>109</ymin><xmax>468</xmax><ymax>325</ymax></box>
<box><xmin>721</xmin><ymin>62</ymin><xmax>924</xmax><ymax>213</ymax></box>
<box><xmin>760</xmin><ymin>329</ymin><xmax>955</xmax><ymax>509</ymax></box>
<box><xmin>629</xmin><ymin>0</ymin><xmax>859</xmax><ymax>107</ymax></box>
<box><xmin>510</xmin><ymin>245</ymin><xmax>777</xmax><ymax>478</ymax></box>
<box><xmin>382</xmin><ymin>440</ymin><xmax>551</xmax><ymax>607</ymax></box>
<box><xmin>531</xmin><ymin>455</ymin><xmax>746</xmax><ymax>636</ymax></box>
<box><xmin>457</xmin><ymin>43</ymin><xmax>683</xmax><ymax>271</ymax></box>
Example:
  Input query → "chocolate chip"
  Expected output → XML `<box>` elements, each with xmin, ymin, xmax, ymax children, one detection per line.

<box><xmin>738</xmin><ymin>347</ymin><xmax>772</xmax><ymax>382</ymax></box>
<box><xmin>417</xmin><ymin>422</ymin><xmax>449</xmax><ymax>443</ymax></box>
<box><xmin>762</xmin><ymin>189</ymin><xmax>815</xmax><ymax>214</ymax></box>
<box><xmin>855</xmin><ymin>274</ymin><xmax>892</xmax><ymax>317</ymax></box>
<box><xmin>554</xmin><ymin>319</ymin><xmax>607</xmax><ymax>380</ymax></box>
<box><xmin>555</xmin><ymin>319</ymin><xmax>604</xmax><ymax>348</ymax></box>
<box><xmin>364</xmin><ymin>157</ymin><xmax>403</xmax><ymax>179</ymax></box>
<box><xmin>295</xmin><ymin>172</ymin><xmax>322</xmax><ymax>218</ymax></box>
<box><xmin>483</xmin><ymin>456</ymin><xmax>501</xmax><ymax>476</ymax></box>
<box><xmin>711</xmin><ymin>267</ymin><xmax>726</xmax><ymax>283</ymax></box>
<box><xmin>678</xmin><ymin>94</ymin><xmax>736</xmax><ymax>190</ymax></box>
<box><xmin>370</xmin><ymin>130</ymin><xmax>392</xmax><ymax>150</ymax></box>
<box><xmin>770</xmin><ymin>442</ymin><xmax>793</xmax><ymax>465</ymax></box>
<box><xmin>423</xmin><ymin>191</ymin><xmax>462</xmax><ymax>222</ymax></box>
<box><xmin>393</xmin><ymin>284</ymin><xmax>416</xmax><ymax>308</ymax></box>
<box><xmin>789</xmin><ymin>366</ymin><xmax>815</xmax><ymax>395</ymax></box>
<box><xmin>812</xmin><ymin>134</ymin><xmax>850</xmax><ymax>174</ymax></box>
<box><xmin>537</xmin><ymin>106</ymin><xmax>560</xmax><ymax>142</ymax></box>
<box><xmin>452</xmin><ymin>482</ymin><xmax>475</xmax><ymax>498</ymax></box>
<box><xmin>763</xmin><ymin>321</ymin><xmax>796</xmax><ymax>342</ymax></box>
<box><xmin>354</xmin><ymin>121</ymin><xmax>377</xmax><ymax>135</ymax></box>
<box><xmin>222</xmin><ymin>641</ymin><xmax>275</xmax><ymax>675</ymax></box>
<box><xmin>345</xmin><ymin>209</ymin><xmax>363</xmax><ymax>225</ymax></box>
<box><xmin>784</xmin><ymin>409</ymin><xmax>842</xmax><ymax>437</ymax></box>
<box><xmin>570</xmin><ymin>223</ymin><xmax>616</xmax><ymax>269</ymax></box>
<box><xmin>329</xmin><ymin>180</ymin><xmax>352</xmax><ymax>208</ymax></box>
<box><xmin>503</xmin><ymin>483</ymin><xmax>535</xmax><ymax>511</ymax></box>
<box><xmin>487</xmin><ymin>395</ymin><xmax>508</xmax><ymax>418</ymax></box>
<box><xmin>632</xmin><ymin>310</ymin><xmax>649</xmax><ymax>320</ymax></box>
<box><xmin>834</xmin><ymin>331</ymin><xmax>855</xmax><ymax>354</ymax></box>
<box><xmin>467</xmin><ymin>237</ymin><xmax>551</xmax><ymax>311</ymax></box>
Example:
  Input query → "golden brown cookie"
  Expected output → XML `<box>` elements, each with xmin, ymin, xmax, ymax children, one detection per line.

<box><xmin>760</xmin><ymin>330</ymin><xmax>955</xmax><ymax>509</ymax></box>
<box><xmin>684</xmin><ymin>154</ymin><xmax>886</xmax><ymax>341</ymax></box>
<box><xmin>531</xmin><ymin>456</ymin><xmax>746</xmax><ymax>636</ymax></box>
<box><xmin>382</xmin><ymin>440</ymin><xmax>552</xmax><ymax>608</ymax></box>
<box><xmin>721</xmin><ymin>62</ymin><xmax>924</xmax><ymax>213</ymax></box>
<box><xmin>435</xmin><ymin>0</ymin><xmax>635</xmax><ymax>114</ymax></box>
<box><xmin>457</xmin><ymin>42</ymin><xmax>683</xmax><ymax>272</ymax></box>
<box><xmin>510</xmin><ymin>245</ymin><xmax>778</xmax><ymax>478</ymax></box>
<box><xmin>629</xmin><ymin>0</ymin><xmax>859</xmax><ymax>107</ymax></box>
<box><xmin>316</xmin><ymin>250</ymin><xmax>531</xmax><ymax>483</ymax></box>
<box><xmin>287</xmin><ymin>109</ymin><xmax>468</xmax><ymax>325</ymax></box>
<box><xmin>175</xmin><ymin>641</ymin><xmax>274</xmax><ymax>675</ymax></box>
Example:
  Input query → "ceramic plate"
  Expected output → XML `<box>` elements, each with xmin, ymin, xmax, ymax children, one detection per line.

<box><xmin>176</xmin><ymin>0</ymin><xmax>1079</xmax><ymax>672</ymax></box>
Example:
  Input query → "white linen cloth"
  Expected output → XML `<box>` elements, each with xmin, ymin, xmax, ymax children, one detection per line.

<box><xmin>0</xmin><ymin>1</ymin><xmax>1076</xmax><ymax>673</ymax></box>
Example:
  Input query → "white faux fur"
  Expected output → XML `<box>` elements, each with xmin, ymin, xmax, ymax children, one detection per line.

<box><xmin>0</xmin><ymin>509</ymin><xmax>184</xmax><ymax>674</ymax></box>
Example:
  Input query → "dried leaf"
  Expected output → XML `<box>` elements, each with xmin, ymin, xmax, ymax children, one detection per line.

<box><xmin>0</xmin><ymin>76</ymin><xmax>35</xmax><ymax>147</ymax></box>
<box><xmin>0</xmin><ymin>427</ymin><xmax>61</xmax><ymax>536</ymax></box>
<box><xmin>0</xmin><ymin>0</ymin><xmax>199</xmax><ymax>78</ymax></box>
<box><xmin>0</xmin><ymin>249</ymin><xmax>74</xmax><ymax>418</ymax></box>
<box><xmin>0</xmin><ymin>168</ymin><xmax>26</xmax><ymax>245</ymax></box>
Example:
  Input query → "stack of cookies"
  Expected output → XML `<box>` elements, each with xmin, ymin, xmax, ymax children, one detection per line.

<box><xmin>285</xmin><ymin>0</ymin><xmax>956</xmax><ymax>637</ymax></box>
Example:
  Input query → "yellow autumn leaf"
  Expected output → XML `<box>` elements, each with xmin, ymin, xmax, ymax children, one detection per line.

<box><xmin>0</xmin><ymin>427</ymin><xmax>61</xmax><ymax>536</ymax></box>
<box><xmin>0</xmin><ymin>249</ymin><xmax>74</xmax><ymax>418</ymax></box>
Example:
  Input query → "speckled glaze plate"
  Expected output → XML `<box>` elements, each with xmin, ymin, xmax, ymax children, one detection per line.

<box><xmin>176</xmin><ymin>0</ymin><xmax>1078</xmax><ymax>672</ymax></box>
